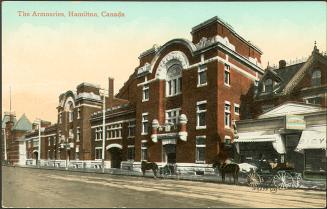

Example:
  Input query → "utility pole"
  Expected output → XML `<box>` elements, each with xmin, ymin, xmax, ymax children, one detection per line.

<box><xmin>3</xmin><ymin>129</ymin><xmax>7</xmax><ymax>162</ymax></box>
<box><xmin>101</xmin><ymin>88</ymin><xmax>107</xmax><ymax>173</ymax></box>
<box><xmin>37</xmin><ymin>118</ymin><xmax>41</xmax><ymax>167</ymax></box>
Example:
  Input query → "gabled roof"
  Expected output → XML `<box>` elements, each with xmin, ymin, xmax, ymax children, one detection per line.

<box><xmin>13</xmin><ymin>114</ymin><xmax>32</xmax><ymax>131</ymax></box>
<box><xmin>2</xmin><ymin>114</ymin><xmax>16</xmax><ymax>129</ymax></box>
<box><xmin>258</xmin><ymin>102</ymin><xmax>326</xmax><ymax>119</ymax></box>
<box><xmin>282</xmin><ymin>49</ymin><xmax>327</xmax><ymax>95</ymax></box>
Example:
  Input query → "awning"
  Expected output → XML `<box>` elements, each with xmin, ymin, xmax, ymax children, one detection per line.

<box><xmin>295</xmin><ymin>126</ymin><xmax>326</xmax><ymax>153</ymax></box>
<box><xmin>234</xmin><ymin>131</ymin><xmax>286</xmax><ymax>154</ymax></box>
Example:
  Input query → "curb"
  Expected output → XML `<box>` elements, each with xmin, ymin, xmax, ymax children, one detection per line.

<box><xmin>3</xmin><ymin>165</ymin><xmax>326</xmax><ymax>191</ymax></box>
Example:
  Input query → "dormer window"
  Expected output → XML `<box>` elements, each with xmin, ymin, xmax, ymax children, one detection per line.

<box><xmin>312</xmin><ymin>70</ymin><xmax>321</xmax><ymax>87</ymax></box>
<box><xmin>263</xmin><ymin>78</ymin><xmax>273</xmax><ymax>92</ymax></box>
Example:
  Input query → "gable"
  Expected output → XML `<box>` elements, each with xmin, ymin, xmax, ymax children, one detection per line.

<box><xmin>258</xmin><ymin>102</ymin><xmax>325</xmax><ymax>119</ymax></box>
<box><xmin>283</xmin><ymin>51</ymin><xmax>327</xmax><ymax>95</ymax></box>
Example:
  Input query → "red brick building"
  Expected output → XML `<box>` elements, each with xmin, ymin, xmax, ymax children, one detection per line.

<box><xmin>89</xmin><ymin>16</ymin><xmax>265</xmax><ymax>173</ymax></box>
<box><xmin>2</xmin><ymin>112</ymin><xmax>32</xmax><ymax>165</ymax></box>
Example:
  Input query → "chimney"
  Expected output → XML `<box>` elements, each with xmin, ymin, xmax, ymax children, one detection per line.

<box><xmin>279</xmin><ymin>60</ymin><xmax>286</xmax><ymax>68</ymax></box>
<box><xmin>108</xmin><ymin>77</ymin><xmax>114</xmax><ymax>99</ymax></box>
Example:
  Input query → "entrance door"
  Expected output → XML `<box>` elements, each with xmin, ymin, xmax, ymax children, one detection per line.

<box><xmin>163</xmin><ymin>144</ymin><xmax>176</xmax><ymax>164</ymax></box>
<box><xmin>109</xmin><ymin>148</ymin><xmax>122</xmax><ymax>168</ymax></box>
<box><xmin>34</xmin><ymin>152</ymin><xmax>38</xmax><ymax>165</ymax></box>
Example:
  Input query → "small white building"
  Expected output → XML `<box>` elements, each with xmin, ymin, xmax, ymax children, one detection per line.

<box><xmin>235</xmin><ymin>102</ymin><xmax>326</xmax><ymax>179</ymax></box>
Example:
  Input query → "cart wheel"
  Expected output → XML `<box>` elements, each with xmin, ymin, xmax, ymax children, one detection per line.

<box><xmin>292</xmin><ymin>173</ymin><xmax>302</xmax><ymax>188</ymax></box>
<box><xmin>273</xmin><ymin>171</ymin><xmax>293</xmax><ymax>189</ymax></box>
<box><xmin>247</xmin><ymin>172</ymin><xmax>262</xmax><ymax>188</ymax></box>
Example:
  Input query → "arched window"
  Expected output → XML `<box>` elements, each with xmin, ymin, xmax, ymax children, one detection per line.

<box><xmin>311</xmin><ymin>70</ymin><xmax>321</xmax><ymax>87</ymax></box>
<box><xmin>68</xmin><ymin>101</ymin><xmax>74</xmax><ymax>122</ymax></box>
<box><xmin>263</xmin><ymin>78</ymin><xmax>273</xmax><ymax>92</ymax></box>
<box><xmin>166</xmin><ymin>64</ymin><xmax>182</xmax><ymax>96</ymax></box>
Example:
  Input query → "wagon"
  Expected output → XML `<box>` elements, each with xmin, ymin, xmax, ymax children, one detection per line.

<box><xmin>246</xmin><ymin>160</ymin><xmax>302</xmax><ymax>189</ymax></box>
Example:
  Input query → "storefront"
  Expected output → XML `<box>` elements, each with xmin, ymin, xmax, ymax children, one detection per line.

<box><xmin>235</xmin><ymin>102</ymin><xmax>326</xmax><ymax>178</ymax></box>
<box><xmin>295</xmin><ymin>125</ymin><xmax>326</xmax><ymax>179</ymax></box>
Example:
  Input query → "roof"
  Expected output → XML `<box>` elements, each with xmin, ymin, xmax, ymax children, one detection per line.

<box><xmin>2</xmin><ymin>113</ymin><xmax>16</xmax><ymax>129</ymax></box>
<box><xmin>273</xmin><ymin>62</ymin><xmax>304</xmax><ymax>93</ymax></box>
<box><xmin>13</xmin><ymin>114</ymin><xmax>32</xmax><ymax>131</ymax></box>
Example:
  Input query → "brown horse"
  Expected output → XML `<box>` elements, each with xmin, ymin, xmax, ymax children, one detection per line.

<box><xmin>141</xmin><ymin>161</ymin><xmax>158</xmax><ymax>178</ymax></box>
<box><xmin>213</xmin><ymin>161</ymin><xmax>240</xmax><ymax>184</ymax></box>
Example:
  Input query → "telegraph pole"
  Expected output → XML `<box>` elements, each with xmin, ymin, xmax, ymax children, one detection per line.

<box><xmin>101</xmin><ymin>88</ymin><xmax>107</xmax><ymax>173</ymax></box>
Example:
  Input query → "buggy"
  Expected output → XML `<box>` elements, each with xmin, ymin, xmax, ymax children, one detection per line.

<box><xmin>246</xmin><ymin>160</ymin><xmax>302</xmax><ymax>189</ymax></box>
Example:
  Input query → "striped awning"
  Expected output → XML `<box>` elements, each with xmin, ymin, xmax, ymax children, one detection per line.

<box><xmin>295</xmin><ymin>126</ymin><xmax>326</xmax><ymax>152</ymax></box>
<box><xmin>234</xmin><ymin>131</ymin><xmax>285</xmax><ymax>154</ymax></box>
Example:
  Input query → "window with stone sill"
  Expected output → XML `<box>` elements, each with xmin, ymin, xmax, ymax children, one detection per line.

<box><xmin>142</xmin><ymin>84</ymin><xmax>149</xmax><ymax>101</ymax></box>
<box><xmin>95</xmin><ymin>147</ymin><xmax>102</xmax><ymax>160</ymax></box>
<box><xmin>127</xmin><ymin>145</ymin><xmax>135</xmax><ymax>161</ymax></box>
<box><xmin>141</xmin><ymin>142</ymin><xmax>147</xmax><ymax>161</ymax></box>
<box><xmin>224</xmin><ymin>64</ymin><xmax>230</xmax><ymax>86</ymax></box>
<box><xmin>224</xmin><ymin>102</ymin><xmax>231</xmax><ymax>128</ymax></box>
<box><xmin>196</xmin><ymin>136</ymin><xmax>206</xmax><ymax>163</ymax></box>
<box><xmin>198</xmin><ymin>65</ymin><xmax>207</xmax><ymax>87</ymax></box>
<box><xmin>196</xmin><ymin>101</ymin><xmax>207</xmax><ymax>129</ymax></box>
<box><xmin>142</xmin><ymin>113</ymin><xmax>149</xmax><ymax>135</ymax></box>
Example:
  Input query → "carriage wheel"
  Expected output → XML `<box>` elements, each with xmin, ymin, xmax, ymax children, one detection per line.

<box><xmin>273</xmin><ymin>171</ymin><xmax>293</xmax><ymax>189</ymax></box>
<box><xmin>247</xmin><ymin>172</ymin><xmax>262</xmax><ymax>188</ymax></box>
<box><xmin>292</xmin><ymin>173</ymin><xmax>302</xmax><ymax>188</ymax></box>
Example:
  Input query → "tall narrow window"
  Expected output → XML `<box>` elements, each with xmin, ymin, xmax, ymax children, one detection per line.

<box><xmin>76</xmin><ymin>127</ymin><xmax>80</xmax><ymax>142</ymax></box>
<box><xmin>53</xmin><ymin>136</ymin><xmax>56</xmax><ymax>145</ymax></box>
<box><xmin>142</xmin><ymin>84</ymin><xmax>149</xmax><ymax>101</ymax></box>
<box><xmin>196</xmin><ymin>101</ymin><xmax>207</xmax><ymax>128</ymax></box>
<box><xmin>68</xmin><ymin>102</ymin><xmax>74</xmax><ymax>122</ymax></box>
<box><xmin>141</xmin><ymin>142</ymin><xmax>147</xmax><ymax>161</ymax></box>
<box><xmin>196</xmin><ymin>136</ymin><xmax>206</xmax><ymax>163</ymax></box>
<box><xmin>224</xmin><ymin>102</ymin><xmax>231</xmax><ymax>128</ymax></box>
<box><xmin>224</xmin><ymin>64</ymin><xmax>230</xmax><ymax>86</ymax></box>
<box><xmin>142</xmin><ymin>113</ymin><xmax>149</xmax><ymax>135</ymax></box>
<box><xmin>75</xmin><ymin>145</ymin><xmax>80</xmax><ymax>160</ymax></box>
<box><xmin>312</xmin><ymin>70</ymin><xmax>321</xmax><ymax>87</ymax></box>
<box><xmin>95</xmin><ymin>147</ymin><xmax>102</xmax><ymax>160</ymax></box>
<box><xmin>166</xmin><ymin>64</ymin><xmax>182</xmax><ymax>96</ymax></box>
<box><xmin>95</xmin><ymin>127</ymin><xmax>102</xmax><ymax>140</ymax></box>
<box><xmin>48</xmin><ymin>150</ymin><xmax>50</xmax><ymax>160</ymax></box>
<box><xmin>128</xmin><ymin>145</ymin><xmax>135</xmax><ymax>161</ymax></box>
<box><xmin>48</xmin><ymin>137</ymin><xmax>51</xmax><ymax>146</ymax></box>
<box><xmin>128</xmin><ymin>121</ymin><xmax>135</xmax><ymax>137</ymax></box>
<box><xmin>59</xmin><ymin>112</ymin><xmax>62</xmax><ymax>124</ymax></box>
<box><xmin>198</xmin><ymin>65</ymin><xmax>207</xmax><ymax>86</ymax></box>
<box><xmin>77</xmin><ymin>107</ymin><xmax>81</xmax><ymax>119</ymax></box>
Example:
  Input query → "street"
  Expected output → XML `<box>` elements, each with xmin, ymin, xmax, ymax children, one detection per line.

<box><xmin>2</xmin><ymin>166</ymin><xmax>326</xmax><ymax>208</ymax></box>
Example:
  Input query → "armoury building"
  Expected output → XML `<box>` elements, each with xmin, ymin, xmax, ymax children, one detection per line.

<box><xmin>2</xmin><ymin>16</ymin><xmax>326</xmax><ymax>177</ymax></box>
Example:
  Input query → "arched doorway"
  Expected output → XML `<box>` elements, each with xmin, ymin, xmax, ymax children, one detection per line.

<box><xmin>106</xmin><ymin>144</ymin><xmax>122</xmax><ymax>169</ymax></box>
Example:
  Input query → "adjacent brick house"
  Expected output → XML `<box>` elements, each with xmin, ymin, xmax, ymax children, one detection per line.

<box><xmin>2</xmin><ymin>112</ymin><xmax>32</xmax><ymax>165</ymax></box>
<box><xmin>245</xmin><ymin>44</ymin><xmax>327</xmax><ymax>118</ymax></box>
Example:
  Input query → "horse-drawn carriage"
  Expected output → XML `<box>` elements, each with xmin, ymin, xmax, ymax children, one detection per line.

<box><xmin>246</xmin><ymin>160</ymin><xmax>302</xmax><ymax>189</ymax></box>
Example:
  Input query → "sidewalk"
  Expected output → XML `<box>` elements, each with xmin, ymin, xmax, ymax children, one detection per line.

<box><xmin>6</xmin><ymin>165</ymin><xmax>326</xmax><ymax>191</ymax></box>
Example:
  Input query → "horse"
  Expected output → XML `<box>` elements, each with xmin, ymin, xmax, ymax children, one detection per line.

<box><xmin>213</xmin><ymin>161</ymin><xmax>240</xmax><ymax>184</ymax></box>
<box><xmin>141</xmin><ymin>161</ymin><xmax>158</xmax><ymax>178</ymax></box>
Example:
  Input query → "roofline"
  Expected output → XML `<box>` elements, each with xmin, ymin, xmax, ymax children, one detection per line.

<box><xmin>191</xmin><ymin>16</ymin><xmax>263</xmax><ymax>54</ymax></box>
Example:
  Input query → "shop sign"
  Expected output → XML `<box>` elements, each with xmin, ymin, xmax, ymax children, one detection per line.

<box><xmin>285</xmin><ymin>115</ymin><xmax>306</xmax><ymax>130</ymax></box>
